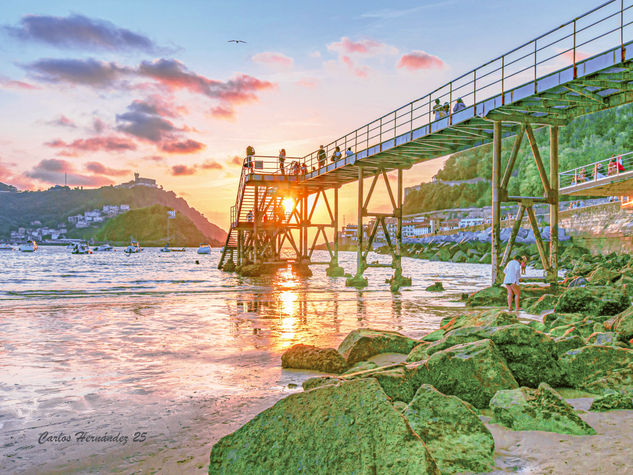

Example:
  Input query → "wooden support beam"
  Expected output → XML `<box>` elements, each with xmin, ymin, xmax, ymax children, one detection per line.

<box><xmin>363</xmin><ymin>172</ymin><xmax>381</xmax><ymax>211</ymax></box>
<box><xmin>526</xmin><ymin>205</ymin><xmax>551</xmax><ymax>272</ymax></box>
<box><xmin>382</xmin><ymin>169</ymin><xmax>397</xmax><ymax>211</ymax></box>
<box><xmin>491</xmin><ymin>121</ymin><xmax>502</xmax><ymax>285</ymax></box>
<box><xmin>563</xmin><ymin>85</ymin><xmax>607</xmax><ymax>104</ymax></box>
<box><xmin>549</xmin><ymin>125</ymin><xmax>559</xmax><ymax>284</ymax></box>
<box><xmin>485</xmin><ymin>111</ymin><xmax>568</xmax><ymax>126</ymax></box>
<box><xmin>501</xmin><ymin>124</ymin><xmax>525</xmax><ymax>190</ymax></box>
<box><xmin>525</xmin><ymin>124</ymin><xmax>552</xmax><ymax>196</ymax></box>
<box><xmin>506</xmin><ymin>196</ymin><xmax>550</xmax><ymax>203</ymax></box>
<box><xmin>501</xmin><ymin>204</ymin><xmax>525</xmax><ymax>269</ymax></box>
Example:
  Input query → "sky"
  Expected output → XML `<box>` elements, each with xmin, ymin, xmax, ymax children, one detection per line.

<box><xmin>0</xmin><ymin>0</ymin><xmax>604</xmax><ymax>228</ymax></box>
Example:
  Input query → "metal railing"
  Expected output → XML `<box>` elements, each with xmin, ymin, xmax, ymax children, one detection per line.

<box><xmin>299</xmin><ymin>0</ymin><xmax>633</xmax><ymax>177</ymax></box>
<box><xmin>559</xmin><ymin>150</ymin><xmax>633</xmax><ymax>188</ymax></box>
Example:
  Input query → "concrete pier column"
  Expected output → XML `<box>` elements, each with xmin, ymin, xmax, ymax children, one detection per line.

<box><xmin>491</xmin><ymin>121</ymin><xmax>502</xmax><ymax>284</ymax></box>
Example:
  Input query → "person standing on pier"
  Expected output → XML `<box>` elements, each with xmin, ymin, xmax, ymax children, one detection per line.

<box><xmin>245</xmin><ymin>145</ymin><xmax>255</xmax><ymax>172</ymax></box>
<box><xmin>278</xmin><ymin>148</ymin><xmax>286</xmax><ymax>175</ymax></box>
<box><xmin>331</xmin><ymin>146</ymin><xmax>341</xmax><ymax>162</ymax></box>
<box><xmin>503</xmin><ymin>255</ymin><xmax>522</xmax><ymax>312</ymax></box>
<box><xmin>346</xmin><ymin>147</ymin><xmax>353</xmax><ymax>158</ymax></box>
<box><xmin>318</xmin><ymin>145</ymin><xmax>326</xmax><ymax>169</ymax></box>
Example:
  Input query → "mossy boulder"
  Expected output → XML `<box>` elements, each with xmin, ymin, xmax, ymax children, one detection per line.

<box><xmin>222</xmin><ymin>260</ymin><xmax>236</xmax><ymax>272</ymax></box>
<box><xmin>403</xmin><ymin>384</ymin><xmax>495</xmax><ymax>474</ymax></box>
<box><xmin>420</xmin><ymin>329</ymin><xmax>445</xmax><ymax>343</ymax></box>
<box><xmin>466</xmin><ymin>285</ymin><xmax>550</xmax><ymax>307</ymax></box>
<box><xmin>554</xmin><ymin>335</ymin><xmax>586</xmax><ymax>355</ymax></box>
<box><xmin>409</xmin><ymin>339</ymin><xmax>519</xmax><ymax>409</ymax></box>
<box><xmin>209</xmin><ymin>379</ymin><xmax>440</xmax><ymax>474</ymax></box>
<box><xmin>586</xmin><ymin>332</ymin><xmax>621</xmax><ymax>347</ymax></box>
<box><xmin>555</xmin><ymin>286</ymin><xmax>630</xmax><ymax>316</ymax></box>
<box><xmin>406</xmin><ymin>342</ymin><xmax>431</xmax><ymax>363</ymax></box>
<box><xmin>281</xmin><ymin>344</ymin><xmax>348</xmax><ymax>374</ymax></box>
<box><xmin>440</xmin><ymin>309</ymin><xmax>519</xmax><ymax>333</ymax></box>
<box><xmin>342</xmin><ymin>361</ymin><xmax>378</xmax><ymax>375</ymax></box>
<box><xmin>559</xmin><ymin>345</ymin><xmax>633</xmax><ymax>393</ymax></box>
<box><xmin>302</xmin><ymin>376</ymin><xmax>337</xmax><ymax>391</ymax></box>
<box><xmin>587</xmin><ymin>266</ymin><xmax>620</xmax><ymax>286</ymax></box>
<box><xmin>425</xmin><ymin>281</ymin><xmax>444</xmax><ymax>292</ymax></box>
<box><xmin>527</xmin><ymin>294</ymin><xmax>559</xmax><ymax>315</ymax></box>
<box><xmin>338</xmin><ymin>329</ymin><xmax>419</xmax><ymax>365</ymax></box>
<box><xmin>604</xmin><ymin>306</ymin><xmax>633</xmax><ymax>342</ymax></box>
<box><xmin>589</xmin><ymin>391</ymin><xmax>633</xmax><ymax>411</ymax></box>
<box><xmin>490</xmin><ymin>383</ymin><xmax>596</xmax><ymax>435</ymax></box>
<box><xmin>543</xmin><ymin>312</ymin><xmax>585</xmax><ymax>332</ymax></box>
<box><xmin>451</xmin><ymin>250</ymin><xmax>469</xmax><ymax>263</ymax></box>
<box><xmin>421</xmin><ymin>324</ymin><xmax>563</xmax><ymax>387</ymax></box>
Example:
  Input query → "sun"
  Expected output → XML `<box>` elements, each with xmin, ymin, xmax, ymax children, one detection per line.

<box><xmin>282</xmin><ymin>197</ymin><xmax>295</xmax><ymax>214</ymax></box>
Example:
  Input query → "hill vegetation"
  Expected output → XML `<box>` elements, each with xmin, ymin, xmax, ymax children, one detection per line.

<box><xmin>403</xmin><ymin>104</ymin><xmax>633</xmax><ymax>214</ymax></box>
<box><xmin>94</xmin><ymin>205</ymin><xmax>207</xmax><ymax>246</ymax></box>
<box><xmin>0</xmin><ymin>184</ymin><xmax>226</xmax><ymax>242</ymax></box>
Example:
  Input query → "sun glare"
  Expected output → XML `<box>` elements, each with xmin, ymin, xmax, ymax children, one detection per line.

<box><xmin>282</xmin><ymin>197</ymin><xmax>295</xmax><ymax>214</ymax></box>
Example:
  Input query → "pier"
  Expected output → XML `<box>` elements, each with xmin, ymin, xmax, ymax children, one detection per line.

<box><xmin>220</xmin><ymin>0</ymin><xmax>633</xmax><ymax>288</ymax></box>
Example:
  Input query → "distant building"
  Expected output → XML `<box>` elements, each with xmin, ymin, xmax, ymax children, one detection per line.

<box><xmin>120</xmin><ymin>204</ymin><xmax>130</xmax><ymax>211</ymax></box>
<box><xmin>459</xmin><ymin>217</ymin><xmax>484</xmax><ymax>228</ymax></box>
<box><xmin>118</xmin><ymin>173</ymin><xmax>157</xmax><ymax>188</ymax></box>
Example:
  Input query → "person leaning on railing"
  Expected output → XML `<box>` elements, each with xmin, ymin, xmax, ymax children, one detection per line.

<box><xmin>331</xmin><ymin>146</ymin><xmax>341</xmax><ymax>162</ymax></box>
<box><xmin>279</xmin><ymin>148</ymin><xmax>286</xmax><ymax>175</ymax></box>
<box><xmin>245</xmin><ymin>145</ymin><xmax>255</xmax><ymax>172</ymax></box>
<box><xmin>593</xmin><ymin>162</ymin><xmax>605</xmax><ymax>180</ymax></box>
<box><xmin>608</xmin><ymin>156</ymin><xmax>617</xmax><ymax>176</ymax></box>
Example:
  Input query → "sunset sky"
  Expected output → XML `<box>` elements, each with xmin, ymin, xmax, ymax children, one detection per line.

<box><xmin>0</xmin><ymin>0</ymin><xmax>601</xmax><ymax>228</ymax></box>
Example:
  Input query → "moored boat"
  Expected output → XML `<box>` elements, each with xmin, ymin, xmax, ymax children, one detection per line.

<box><xmin>19</xmin><ymin>241</ymin><xmax>37</xmax><ymax>252</ymax></box>
<box><xmin>71</xmin><ymin>243</ymin><xmax>92</xmax><ymax>254</ymax></box>
<box><xmin>197</xmin><ymin>243</ymin><xmax>211</xmax><ymax>254</ymax></box>
<box><xmin>93</xmin><ymin>244</ymin><xmax>113</xmax><ymax>252</ymax></box>
<box><xmin>124</xmin><ymin>241</ymin><xmax>142</xmax><ymax>254</ymax></box>
<box><xmin>0</xmin><ymin>243</ymin><xmax>14</xmax><ymax>251</ymax></box>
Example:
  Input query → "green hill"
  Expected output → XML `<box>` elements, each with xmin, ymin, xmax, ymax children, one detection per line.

<box><xmin>0</xmin><ymin>184</ymin><xmax>226</xmax><ymax>243</ymax></box>
<box><xmin>94</xmin><ymin>205</ymin><xmax>206</xmax><ymax>246</ymax></box>
<box><xmin>404</xmin><ymin>103</ymin><xmax>633</xmax><ymax>214</ymax></box>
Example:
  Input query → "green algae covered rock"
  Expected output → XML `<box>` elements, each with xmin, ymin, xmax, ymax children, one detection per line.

<box><xmin>465</xmin><ymin>285</ymin><xmax>506</xmax><ymax>307</ymax></box>
<box><xmin>559</xmin><ymin>345</ymin><xmax>633</xmax><ymax>393</ymax></box>
<box><xmin>420</xmin><ymin>329</ymin><xmax>445</xmax><ymax>342</ymax></box>
<box><xmin>490</xmin><ymin>383</ymin><xmax>596</xmax><ymax>435</ymax></box>
<box><xmin>555</xmin><ymin>286</ymin><xmax>630</xmax><ymax>316</ymax></box>
<box><xmin>604</xmin><ymin>306</ymin><xmax>633</xmax><ymax>342</ymax></box>
<box><xmin>406</xmin><ymin>342</ymin><xmax>431</xmax><ymax>363</ymax></box>
<box><xmin>421</xmin><ymin>324</ymin><xmax>563</xmax><ymax>387</ymax></box>
<box><xmin>342</xmin><ymin>360</ymin><xmax>378</xmax><ymax>375</ymax></box>
<box><xmin>527</xmin><ymin>294</ymin><xmax>559</xmax><ymax>315</ymax></box>
<box><xmin>209</xmin><ymin>378</ymin><xmax>440</xmax><ymax>474</ymax></box>
<box><xmin>526</xmin><ymin>320</ymin><xmax>546</xmax><ymax>332</ymax></box>
<box><xmin>338</xmin><ymin>364</ymin><xmax>418</xmax><ymax>403</ymax></box>
<box><xmin>586</xmin><ymin>332</ymin><xmax>621</xmax><ymax>347</ymax></box>
<box><xmin>302</xmin><ymin>376</ymin><xmax>337</xmax><ymax>391</ymax></box>
<box><xmin>281</xmin><ymin>344</ymin><xmax>348</xmax><ymax>374</ymax></box>
<box><xmin>589</xmin><ymin>391</ymin><xmax>633</xmax><ymax>411</ymax></box>
<box><xmin>554</xmin><ymin>335</ymin><xmax>586</xmax><ymax>355</ymax></box>
<box><xmin>587</xmin><ymin>266</ymin><xmax>620</xmax><ymax>286</ymax></box>
<box><xmin>338</xmin><ymin>328</ymin><xmax>418</xmax><ymax>365</ymax></box>
<box><xmin>404</xmin><ymin>384</ymin><xmax>495</xmax><ymax>474</ymax></box>
<box><xmin>440</xmin><ymin>309</ymin><xmax>519</xmax><ymax>333</ymax></box>
<box><xmin>425</xmin><ymin>281</ymin><xmax>444</xmax><ymax>292</ymax></box>
<box><xmin>410</xmin><ymin>339</ymin><xmax>519</xmax><ymax>409</ymax></box>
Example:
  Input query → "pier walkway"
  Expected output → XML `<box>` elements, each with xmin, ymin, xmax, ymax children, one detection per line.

<box><xmin>559</xmin><ymin>150</ymin><xmax>633</xmax><ymax>196</ymax></box>
<box><xmin>220</xmin><ymin>1</ymin><xmax>633</xmax><ymax>288</ymax></box>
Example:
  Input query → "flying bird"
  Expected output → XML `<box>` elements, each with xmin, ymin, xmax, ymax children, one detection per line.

<box><xmin>227</xmin><ymin>39</ymin><xmax>247</xmax><ymax>44</ymax></box>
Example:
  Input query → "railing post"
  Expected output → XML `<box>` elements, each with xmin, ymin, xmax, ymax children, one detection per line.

<box><xmin>501</xmin><ymin>56</ymin><xmax>505</xmax><ymax>105</ymax></box>
<box><xmin>534</xmin><ymin>40</ymin><xmax>538</xmax><ymax>93</ymax></box>
<box><xmin>473</xmin><ymin>70</ymin><xmax>477</xmax><ymax>110</ymax></box>
<box><xmin>449</xmin><ymin>81</ymin><xmax>453</xmax><ymax>125</ymax></box>
<box><xmin>622</xmin><ymin>0</ymin><xmax>626</xmax><ymax>62</ymax></box>
<box><xmin>410</xmin><ymin>103</ymin><xmax>414</xmax><ymax>138</ymax></box>
<box><xmin>573</xmin><ymin>20</ymin><xmax>577</xmax><ymax>78</ymax></box>
<box><xmin>379</xmin><ymin>118</ymin><xmax>383</xmax><ymax>151</ymax></box>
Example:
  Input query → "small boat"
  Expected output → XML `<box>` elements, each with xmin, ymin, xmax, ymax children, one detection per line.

<box><xmin>160</xmin><ymin>243</ymin><xmax>171</xmax><ymax>253</ymax></box>
<box><xmin>124</xmin><ymin>241</ymin><xmax>142</xmax><ymax>254</ymax></box>
<box><xmin>197</xmin><ymin>243</ymin><xmax>211</xmax><ymax>254</ymax></box>
<box><xmin>0</xmin><ymin>243</ymin><xmax>14</xmax><ymax>251</ymax></box>
<box><xmin>93</xmin><ymin>244</ymin><xmax>113</xmax><ymax>252</ymax></box>
<box><xmin>71</xmin><ymin>243</ymin><xmax>92</xmax><ymax>254</ymax></box>
<box><xmin>19</xmin><ymin>241</ymin><xmax>38</xmax><ymax>252</ymax></box>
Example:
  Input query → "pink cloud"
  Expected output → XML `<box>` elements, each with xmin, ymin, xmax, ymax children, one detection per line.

<box><xmin>397</xmin><ymin>50</ymin><xmax>445</xmax><ymax>71</ymax></box>
<box><xmin>25</xmin><ymin>158</ymin><xmax>114</xmax><ymax>186</ymax></box>
<box><xmin>209</xmin><ymin>105</ymin><xmax>235</xmax><ymax>120</ymax></box>
<box><xmin>297</xmin><ymin>77</ymin><xmax>318</xmax><ymax>88</ymax></box>
<box><xmin>342</xmin><ymin>56</ymin><xmax>370</xmax><ymax>78</ymax></box>
<box><xmin>230</xmin><ymin>155</ymin><xmax>243</xmax><ymax>166</ymax></box>
<box><xmin>201</xmin><ymin>160</ymin><xmax>222</xmax><ymax>170</ymax></box>
<box><xmin>252</xmin><ymin>51</ymin><xmax>294</xmax><ymax>69</ymax></box>
<box><xmin>84</xmin><ymin>161</ymin><xmax>130</xmax><ymax>176</ymax></box>
<box><xmin>171</xmin><ymin>164</ymin><xmax>197</xmax><ymax>176</ymax></box>
<box><xmin>46</xmin><ymin>136</ymin><xmax>137</xmax><ymax>155</ymax></box>
<box><xmin>160</xmin><ymin>139</ymin><xmax>205</xmax><ymax>154</ymax></box>
<box><xmin>327</xmin><ymin>37</ymin><xmax>396</xmax><ymax>56</ymax></box>
<box><xmin>0</xmin><ymin>76</ymin><xmax>39</xmax><ymax>90</ymax></box>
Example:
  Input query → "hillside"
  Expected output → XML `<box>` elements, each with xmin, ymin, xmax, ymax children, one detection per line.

<box><xmin>0</xmin><ymin>182</ymin><xmax>18</xmax><ymax>192</ymax></box>
<box><xmin>0</xmin><ymin>184</ymin><xmax>226</xmax><ymax>243</ymax></box>
<box><xmin>94</xmin><ymin>205</ymin><xmax>207</xmax><ymax>246</ymax></box>
<box><xmin>404</xmin><ymin>103</ymin><xmax>633</xmax><ymax>214</ymax></box>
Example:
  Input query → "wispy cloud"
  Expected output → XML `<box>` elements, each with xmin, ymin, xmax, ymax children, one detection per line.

<box><xmin>398</xmin><ymin>51</ymin><xmax>445</xmax><ymax>71</ymax></box>
<box><xmin>47</xmin><ymin>115</ymin><xmax>77</xmax><ymax>128</ymax></box>
<box><xmin>171</xmin><ymin>164</ymin><xmax>197</xmax><ymax>176</ymax></box>
<box><xmin>327</xmin><ymin>37</ymin><xmax>397</xmax><ymax>56</ymax></box>
<box><xmin>5</xmin><ymin>14</ymin><xmax>161</xmax><ymax>53</ymax></box>
<box><xmin>25</xmin><ymin>158</ymin><xmax>114</xmax><ymax>186</ymax></box>
<box><xmin>45</xmin><ymin>136</ymin><xmax>137</xmax><ymax>156</ymax></box>
<box><xmin>252</xmin><ymin>51</ymin><xmax>294</xmax><ymax>69</ymax></box>
<box><xmin>361</xmin><ymin>2</ymin><xmax>458</xmax><ymax>20</ymax></box>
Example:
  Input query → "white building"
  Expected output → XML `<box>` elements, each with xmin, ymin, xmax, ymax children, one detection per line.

<box><xmin>459</xmin><ymin>217</ymin><xmax>484</xmax><ymax>228</ymax></box>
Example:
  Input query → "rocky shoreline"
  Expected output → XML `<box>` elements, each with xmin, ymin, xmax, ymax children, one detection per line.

<box><xmin>208</xmin><ymin>247</ymin><xmax>633</xmax><ymax>474</ymax></box>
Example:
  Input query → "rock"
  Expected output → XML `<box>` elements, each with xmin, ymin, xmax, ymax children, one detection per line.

<box><xmin>589</xmin><ymin>391</ymin><xmax>633</xmax><ymax>411</ymax></box>
<box><xmin>559</xmin><ymin>345</ymin><xmax>633</xmax><ymax>393</ymax></box>
<box><xmin>410</xmin><ymin>339</ymin><xmax>519</xmax><ymax>409</ymax></box>
<box><xmin>440</xmin><ymin>309</ymin><xmax>519</xmax><ymax>333</ymax></box>
<box><xmin>543</xmin><ymin>312</ymin><xmax>584</xmax><ymax>332</ymax></box>
<box><xmin>392</xmin><ymin>401</ymin><xmax>408</xmax><ymax>412</ymax></box>
<box><xmin>451</xmin><ymin>250</ymin><xmax>469</xmax><ymax>263</ymax></box>
<box><xmin>209</xmin><ymin>379</ymin><xmax>440</xmax><ymax>474</ymax></box>
<box><xmin>425</xmin><ymin>281</ymin><xmax>444</xmax><ymax>292</ymax></box>
<box><xmin>420</xmin><ymin>329</ymin><xmax>445</xmax><ymax>342</ymax></box>
<box><xmin>466</xmin><ymin>285</ymin><xmax>550</xmax><ymax>307</ymax></box>
<box><xmin>604</xmin><ymin>306</ymin><xmax>633</xmax><ymax>342</ymax></box>
<box><xmin>342</xmin><ymin>361</ymin><xmax>378</xmax><ymax>375</ymax></box>
<box><xmin>222</xmin><ymin>260</ymin><xmax>236</xmax><ymax>272</ymax></box>
<box><xmin>403</xmin><ymin>384</ymin><xmax>495</xmax><ymax>474</ymax></box>
<box><xmin>587</xmin><ymin>266</ymin><xmax>620</xmax><ymax>286</ymax></box>
<box><xmin>422</xmin><ymin>324</ymin><xmax>563</xmax><ymax>387</ymax></box>
<box><xmin>338</xmin><ymin>329</ymin><xmax>419</xmax><ymax>365</ymax></box>
<box><xmin>555</xmin><ymin>286</ymin><xmax>630</xmax><ymax>316</ymax></box>
<box><xmin>406</xmin><ymin>343</ymin><xmax>431</xmax><ymax>363</ymax></box>
<box><xmin>490</xmin><ymin>383</ymin><xmax>596</xmax><ymax>435</ymax></box>
<box><xmin>527</xmin><ymin>294</ymin><xmax>559</xmax><ymax>315</ymax></box>
<box><xmin>554</xmin><ymin>335</ymin><xmax>586</xmax><ymax>355</ymax></box>
<box><xmin>586</xmin><ymin>332</ymin><xmax>621</xmax><ymax>347</ymax></box>
<box><xmin>302</xmin><ymin>376</ymin><xmax>337</xmax><ymax>391</ymax></box>
<box><xmin>345</xmin><ymin>274</ymin><xmax>368</xmax><ymax>288</ymax></box>
<box><xmin>281</xmin><ymin>344</ymin><xmax>348</xmax><ymax>374</ymax></box>
<box><xmin>326</xmin><ymin>265</ymin><xmax>345</xmax><ymax>277</ymax></box>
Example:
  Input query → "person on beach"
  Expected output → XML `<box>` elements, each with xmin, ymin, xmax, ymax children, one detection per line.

<box><xmin>278</xmin><ymin>148</ymin><xmax>286</xmax><ymax>175</ymax></box>
<box><xmin>318</xmin><ymin>145</ymin><xmax>326</xmax><ymax>169</ymax></box>
<box><xmin>520</xmin><ymin>255</ymin><xmax>528</xmax><ymax>275</ymax></box>
<box><xmin>503</xmin><ymin>255</ymin><xmax>522</xmax><ymax>312</ymax></box>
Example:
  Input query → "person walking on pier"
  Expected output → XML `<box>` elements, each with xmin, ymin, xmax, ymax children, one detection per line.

<box><xmin>318</xmin><ymin>145</ymin><xmax>326</xmax><ymax>169</ymax></box>
<box><xmin>453</xmin><ymin>98</ymin><xmax>466</xmax><ymax>113</ymax></box>
<box><xmin>331</xmin><ymin>146</ymin><xmax>341</xmax><ymax>162</ymax></box>
<box><xmin>503</xmin><ymin>255</ymin><xmax>522</xmax><ymax>312</ymax></box>
<box><xmin>433</xmin><ymin>99</ymin><xmax>445</xmax><ymax>120</ymax></box>
<box><xmin>278</xmin><ymin>148</ymin><xmax>286</xmax><ymax>175</ymax></box>
<box><xmin>346</xmin><ymin>147</ymin><xmax>353</xmax><ymax>158</ymax></box>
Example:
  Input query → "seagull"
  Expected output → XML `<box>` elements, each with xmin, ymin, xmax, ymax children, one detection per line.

<box><xmin>227</xmin><ymin>39</ymin><xmax>247</xmax><ymax>44</ymax></box>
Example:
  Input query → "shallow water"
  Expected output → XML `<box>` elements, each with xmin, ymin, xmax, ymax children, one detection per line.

<box><xmin>0</xmin><ymin>246</ymin><xmax>529</xmax><ymax>473</ymax></box>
